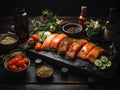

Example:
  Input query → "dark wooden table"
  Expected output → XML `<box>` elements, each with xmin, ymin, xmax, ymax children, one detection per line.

<box><xmin>0</xmin><ymin>16</ymin><xmax>120</xmax><ymax>90</ymax></box>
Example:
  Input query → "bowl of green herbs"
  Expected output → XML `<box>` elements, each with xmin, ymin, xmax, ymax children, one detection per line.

<box><xmin>86</xmin><ymin>19</ymin><xmax>105</xmax><ymax>42</ymax></box>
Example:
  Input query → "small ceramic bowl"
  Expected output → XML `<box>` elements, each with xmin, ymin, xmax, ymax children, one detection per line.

<box><xmin>0</xmin><ymin>34</ymin><xmax>19</xmax><ymax>50</ymax></box>
<box><xmin>4</xmin><ymin>54</ymin><xmax>30</xmax><ymax>75</ymax></box>
<box><xmin>36</xmin><ymin>64</ymin><xmax>54</xmax><ymax>79</ymax></box>
<box><xmin>10</xmin><ymin>48</ymin><xmax>26</xmax><ymax>56</ymax></box>
<box><xmin>62</xmin><ymin>23</ymin><xmax>82</xmax><ymax>38</ymax></box>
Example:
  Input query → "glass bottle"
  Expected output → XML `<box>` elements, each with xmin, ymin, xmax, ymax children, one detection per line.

<box><xmin>104</xmin><ymin>7</ymin><xmax>119</xmax><ymax>42</ymax></box>
<box><xmin>78</xmin><ymin>6</ymin><xmax>87</xmax><ymax>34</ymax></box>
<box><xmin>14</xmin><ymin>7</ymin><xmax>29</xmax><ymax>43</ymax></box>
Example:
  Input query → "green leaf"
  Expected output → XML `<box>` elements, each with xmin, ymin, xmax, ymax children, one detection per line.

<box><xmin>42</xmin><ymin>9</ymin><xmax>49</xmax><ymax>15</ymax></box>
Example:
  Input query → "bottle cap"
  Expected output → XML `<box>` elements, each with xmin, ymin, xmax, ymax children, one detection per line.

<box><xmin>16</xmin><ymin>7</ymin><xmax>26</xmax><ymax>14</ymax></box>
<box><xmin>81</xmin><ymin>6</ymin><xmax>87</xmax><ymax>12</ymax></box>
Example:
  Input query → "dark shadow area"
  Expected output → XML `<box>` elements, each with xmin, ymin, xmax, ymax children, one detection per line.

<box><xmin>0</xmin><ymin>0</ymin><xmax>119</xmax><ymax>17</ymax></box>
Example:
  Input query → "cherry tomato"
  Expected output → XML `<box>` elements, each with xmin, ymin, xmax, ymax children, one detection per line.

<box><xmin>31</xmin><ymin>34</ymin><xmax>39</xmax><ymax>41</ymax></box>
<box><xmin>14</xmin><ymin>55</ymin><xmax>23</xmax><ymax>60</ymax></box>
<box><xmin>7</xmin><ymin>60</ymin><xmax>14</xmax><ymax>66</ymax></box>
<box><xmin>22</xmin><ymin>57</ymin><xmax>29</xmax><ymax>65</ymax></box>
<box><xmin>11</xmin><ymin>58</ymin><xmax>19</xmax><ymax>65</ymax></box>
<box><xmin>34</xmin><ymin>42</ymin><xmax>42</xmax><ymax>51</ymax></box>
<box><xmin>22</xmin><ymin>64</ymin><xmax>27</xmax><ymax>68</ymax></box>
<box><xmin>17</xmin><ymin>60</ymin><xmax>25</xmax><ymax>67</ymax></box>
<box><xmin>9</xmin><ymin>65</ymin><xmax>18</xmax><ymax>71</ymax></box>
<box><xmin>18</xmin><ymin>67</ymin><xmax>23</xmax><ymax>71</ymax></box>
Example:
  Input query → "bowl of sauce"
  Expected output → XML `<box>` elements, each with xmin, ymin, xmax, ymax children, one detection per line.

<box><xmin>62</xmin><ymin>23</ymin><xmax>82</xmax><ymax>38</ymax></box>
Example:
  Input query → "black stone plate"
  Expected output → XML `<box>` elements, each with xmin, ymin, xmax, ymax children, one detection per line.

<box><xmin>27</xmin><ymin>45</ymin><xmax>119</xmax><ymax>80</ymax></box>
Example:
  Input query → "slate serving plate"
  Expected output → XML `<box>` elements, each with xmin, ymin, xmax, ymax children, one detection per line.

<box><xmin>27</xmin><ymin>45</ymin><xmax>119</xmax><ymax>79</ymax></box>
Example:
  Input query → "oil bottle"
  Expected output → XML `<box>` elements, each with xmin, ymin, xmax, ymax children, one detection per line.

<box><xmin>78</xmin><ymin>6</ymin><xmax>87</xmax><ymax>34</ymax></box>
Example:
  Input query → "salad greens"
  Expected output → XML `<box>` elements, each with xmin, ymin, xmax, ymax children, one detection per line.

<box><xmin>30</xmin><ymin>9</ymin><xmax>63</xmax><ymax>33</ymax></box>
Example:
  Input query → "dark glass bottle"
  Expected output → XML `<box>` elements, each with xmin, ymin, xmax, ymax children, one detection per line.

<box><xmin>78</xmin><ymin>6</ymin><xmax>87</xmax><ymax>33</ymax></box>
<box><xmin>106</xmin><ymin>7</ymin><xmax>117</xmax><ymax>31</ymax></box>
<box><xmin>104</xmin><ymin>7</ymin><xmax>119</xmax><ymax>41</ymax></box>
<box><xmin>14</xmin><ymin>7</ymin><xmax>29</xmax><ymax>43</ymax></box>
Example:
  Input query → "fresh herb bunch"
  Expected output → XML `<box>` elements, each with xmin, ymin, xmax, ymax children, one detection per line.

<box><xmin>30</xmin><ymin>9</ymin><xmax>63</xmax><ymax>33</ymax></box>
<box><xmin>86</xmin><ymin>19</ymin><xmax>105</xmax><ymax>37</ymax></box>
<box><xmin>41</xmin><ymin>9</ymin><xmax>63</xmax><ymax>33</ymax></box>
<box><xmin>42</xmin><ymin>9</ymin><xmax>57</xmax><ymax>23</ymax></box>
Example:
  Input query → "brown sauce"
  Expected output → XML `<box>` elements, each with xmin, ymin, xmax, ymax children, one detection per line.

<box><xmin>66</xmin><ymin>27</ymin><xmax>79</xmax><ymax>33</ymax></box>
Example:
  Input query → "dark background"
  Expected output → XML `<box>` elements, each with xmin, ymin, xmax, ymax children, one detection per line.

<box><xmin>0</xmin><ymin>0</ymin><xmax>119</xmax><ymax>17</ymax></box>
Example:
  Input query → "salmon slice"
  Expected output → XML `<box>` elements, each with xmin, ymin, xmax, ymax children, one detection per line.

<box><xmin>77</xmin><ymin>42</ymin><xmax>96</xmax><ymax>60</ymax></box>
<box><xmin>86</xmin><ymin>47</ymin><xmax>105</xmax><ymax>63</ymax></box>
<box><xmin>66</xmin><ymin>39</ymin><xmax>88</xmax><ymax>59</ymax></box>
<box><xmin>49</xmin><ymin>34</ymin><xmax>68</xmax><ymax>50</ymax></box>
<box><xmin>41</xmin><ymin>34</ymin><xmax>59</xmax><ymax>50</ymax></box>
<box><xmin>58</xmin><ymin>38</ymin><xmax>75</xmax><ymax>54</ymax></box>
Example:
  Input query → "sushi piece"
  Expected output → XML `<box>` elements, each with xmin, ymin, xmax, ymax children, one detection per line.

<box><xmin>77</xmin><ymin>42</ymin><xmax>96</xmax><ymax>60</ymax></box>
<box><xmin>41</xmin><ymin>34</ymin><xmax>59</xmax><ymax>50</ymax></box>
<box><xmin>86</xmin><ymin>47</ymin><xmax>105</xmax><ymax>63</ymax></box>
<box><xmin>66</xmin><ymin>39</ymin><xmax>88</xmax><ymax>59</ymax></box>
<box><xmin>58</xmin><ymin>38</ymin><xmax>75</xmax><ymax>54</ymax></box>
<box><xmin>49</xmin><ymin>34</ymin><xmax>68</xmax><ymax>50</ymax></box>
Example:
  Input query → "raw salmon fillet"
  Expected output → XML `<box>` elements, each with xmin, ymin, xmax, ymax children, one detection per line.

<box><xmin>66</xmin><ymin>39</ymin><xmax>88</xmax><ymax>59</ymax></box>
<box><xmin>77</xmin><ymin>42</ymin><xmax>96</xmax><ymax>60</ymax></box>
<box><xmin>49</xmin><ymin>34</ymin><xmax>68</xmax><ymax>50</ymax></box>
<box><xmin>86</xmin><ymin>47</ymin><xmax>104</xmax><ymax>63</ymax></box>
<box><xmin>41</xmin><ymin>34</ymin><xmax>59</xmax><ymax>50</ymax></box>
<box><xmin>58</xmin><ymin>38</ymin><xmax>75</xmax><ymax>54</ymax></box>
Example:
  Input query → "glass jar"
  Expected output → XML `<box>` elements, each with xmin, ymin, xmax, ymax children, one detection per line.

<box><xmin>14</xmin><ymin>7</ymin><xmax>29</xmax><ymax>43</ymax></box>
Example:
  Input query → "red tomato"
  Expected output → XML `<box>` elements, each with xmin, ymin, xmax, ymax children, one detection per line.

<box><xmin>14</xmin><ymin>55</ymin><xmax>23</xmax><ymax>60</ymax></box>
<box><xmin>18</xmin><ymin>67</ymin><xmax>23</xmax><ymax>71</ymax></box>
<box><xmin>34</xmin><ymin>42</ymin><xmax>42</xmax><ymax>51</ymax></box>
<box><xmin>31</xmin><ymin>34</ymin><xmax>39</xmax><ymax>41</ymax></box>
<box><xmin>17</xmin><ymin>60</ymin><xmax>25</xmax><ymax>67</ymax></box>
<box><xmin>22</xmin><ymin>58</ymin><xmax>29</xmax><ymax>65</ymax></box>
<box><xmin>7</xmin><ymin>60</ymin><xmax>14</xmax><ymax>66</ymax></box>
<box><xmin>9</xmin><ymin>65</ymin><xmax>18</xmax><ymax>71</ymax></box>
<box><xmin>22</xmin><ymin>64</ymin><xmax>27</xmax><ymax>68</ymax></box>
<box><xmin>11</xmin><ymin>58</ymin><xmax>19</xmax><ymax>65</ymax></box>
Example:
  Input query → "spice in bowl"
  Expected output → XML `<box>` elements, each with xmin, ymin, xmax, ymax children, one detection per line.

<box><xmin>36</xmin><ymin>64</ymin><xmax>54</xmax><ymax>79</ymax></box>
<box><xmin>0</xmin><ymin>36</ymin><xmax>17</xmax><ymax>45</ymax></box>
<box><xmin>0</xmin><ymin>34</ymin><xmax>19</xmax><ymax>50</ymax></box>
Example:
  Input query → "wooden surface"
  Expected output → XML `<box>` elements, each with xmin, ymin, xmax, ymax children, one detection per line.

<box><xmin>0</xmin><ymin>16</ymin><xmax>120</xmax><ymax>90</ymax></box>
